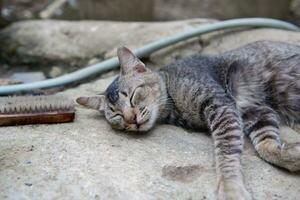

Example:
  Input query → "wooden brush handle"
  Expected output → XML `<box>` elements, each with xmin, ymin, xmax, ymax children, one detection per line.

<box><xmin>0</xmin><ymin>111</ymin><xmax>75</xmax><ymax>126</ymax></box>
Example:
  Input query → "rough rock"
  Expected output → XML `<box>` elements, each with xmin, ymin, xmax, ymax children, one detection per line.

<box><xmin>201</xmin><ymin>29</ymin><xmax>300</xmax><ymax>54</ymax></box>
<box><xmin>0</xmin><ymin>19</ymin><xmax>211</xmax><ymax>71</ymax></box>
<box><xmin>0</xmin><ymin>79</ymin><xmax>22</xmax><ymax>86</ymax></box>
<box><xmin>1</xmin><ymin>20</ymin><xmax>300</xmax><ymax>200</ymax></box>
<box><xmin>2</xmin><ymin>18</ymin><xmax>299</xmax><ymax>75</ymax></box>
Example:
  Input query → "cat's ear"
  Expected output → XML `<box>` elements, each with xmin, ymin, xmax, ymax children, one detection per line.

<box><xmin>117</xmin><ymin>46</ymin><xmax>147</xmax><ymax>75</ymax></box>
<box><xmin>76</xmin><ymin>95</ymin><xmax>105</xmax><ymax>111</ymax></box>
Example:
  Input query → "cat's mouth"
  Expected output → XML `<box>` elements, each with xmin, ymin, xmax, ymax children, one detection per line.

<box><xmin>125</xmin><ymin>109</ymin><xmax>159</xmax><ymax>132</ymax></box>
<box><xmin>124</xmin><ymin>118</ymin><xmax>150</xmax><ymax>132</ymax></box>
<box><xmin>122</xmin><ymin>105</ymin><xmax>159</xmax><ymax>132</ymax></box>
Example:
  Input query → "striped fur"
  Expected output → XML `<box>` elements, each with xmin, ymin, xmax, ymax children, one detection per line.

<box><xmin>77</xmin><ymin>41</ymin><xmax>300</xmax><ymax>200</ymax></box>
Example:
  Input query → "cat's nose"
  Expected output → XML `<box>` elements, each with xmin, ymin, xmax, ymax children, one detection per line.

<box><xmin>123</xmin><ymin>109</ymin><xmax>137</xmax><ymax>124</ymax></box>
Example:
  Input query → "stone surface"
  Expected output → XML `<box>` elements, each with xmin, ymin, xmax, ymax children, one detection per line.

<box><xmin>0</xmin><ymin>19</ymin><xmax>211</xmax><ymax>71</ymax></box>
<box><xmin>1</xmin><ymin>20</ymin><xmax>300</xmax><ymax>200</ymax></box>
<box><xmin>0</xmin><ymin>78</ymin><xmax>22</xmax><ymax>86</ymax></box>
<box><xmin>201</xmin><ymin>29</ymin><xmax>300</xmax><ymax>54</ymax></box>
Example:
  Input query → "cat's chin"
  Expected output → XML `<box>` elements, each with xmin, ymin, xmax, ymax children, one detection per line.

<box><xmin>136</xmin><ymin>119</ymin><xmax>155</xmax><ymax>132</ymax></box>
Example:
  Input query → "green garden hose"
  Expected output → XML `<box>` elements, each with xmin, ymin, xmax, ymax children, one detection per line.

<box><xmin>0</xmin><ymin>18</ymin><xmax>299</xmax><ymax>95</ymax></box>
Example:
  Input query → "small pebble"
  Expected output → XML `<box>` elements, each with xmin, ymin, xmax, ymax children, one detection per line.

<box><xmin>28</xmin><ymin>145</ymin><xmax>34</xmax><ymax>152</ymax></box>
<box><xmin>49</xmin><ymin>66</ymin><xmax>63</xmax><ymax>78</ymax></box>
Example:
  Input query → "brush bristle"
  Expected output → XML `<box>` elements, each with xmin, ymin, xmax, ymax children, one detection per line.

<box><xmin>0</xmin><ymin>95</ymin><xmax>75</xmax><ymax>114</ymax></box>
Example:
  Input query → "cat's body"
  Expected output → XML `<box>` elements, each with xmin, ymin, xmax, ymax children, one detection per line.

<box><xmin>159</xmin><ymin>41</ymin><xmax>300</xmax><ymax>129</ymax></box>
<box><xmin>77</xmin><ymin>41</ymin><xmax>300</xmax><ymax>200</ymax></box>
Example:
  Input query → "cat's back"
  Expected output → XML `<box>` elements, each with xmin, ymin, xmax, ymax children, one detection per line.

<box><xmin>160</xmin><ymin>40</ymin><xmax>300</xmax><ymax>96</ymax></box>
<box><xmin>221</xmin><ymin>40</ymin><xmax>300</xmax><ymax>66</ymax></box>
<box><xmin>161</xmin><ymin>54</ymin><xmax>225</xmax><ymax>84</ymax></box>
<box><xmin>159</xmin><ymin>40</ymin><xmax>300</xmax><ymax>127</ymax></box>
<box><xmin>222</xmin><ymin>41</ymin><xmax>300</xmax><ymax>122</ymax></box>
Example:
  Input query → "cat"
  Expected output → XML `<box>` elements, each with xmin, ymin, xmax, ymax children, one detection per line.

<box><xmin>76</xmin><ymin>40</ymin><xmax>300</xmax><ymax>200</ymax></box>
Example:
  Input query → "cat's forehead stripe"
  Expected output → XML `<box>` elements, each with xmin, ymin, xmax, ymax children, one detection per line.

<box><xmin>105</xmin><ymin>77</ymin><xmax>120</xmax><ymax>104</ymax></box>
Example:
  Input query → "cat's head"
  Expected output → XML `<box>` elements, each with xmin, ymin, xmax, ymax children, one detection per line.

<box><xmin>76</xmin><ymin>46</ymin><xmax>166</xmax><ymax>132</ymax></box>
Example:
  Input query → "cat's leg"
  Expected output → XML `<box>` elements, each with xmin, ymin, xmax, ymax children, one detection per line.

<box><xmin>204</xmin><ymin>98</ymin><xmax>251</xmax><ymax>200</ymax></box>
<box><xmin>242</xmin><ymin>106</ymin><xmax>300</xmax><ymax>172</ymax></box>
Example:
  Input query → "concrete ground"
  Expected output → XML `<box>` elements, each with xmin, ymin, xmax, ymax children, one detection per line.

<box><xmin>1</xmin><ymin>77</ymin><xmax>300</xmax><ymax>200</ymax></box>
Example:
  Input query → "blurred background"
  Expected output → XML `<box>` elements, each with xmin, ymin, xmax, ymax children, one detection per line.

<box><xmin>0</xmin><ymin>0</ymin><xmax>300</xmax><ymax>27</ymax></box>
<box><xmin>0</xmin><ymin>0</ymin><xmax>300</xmax><ymax>92</ymax></box>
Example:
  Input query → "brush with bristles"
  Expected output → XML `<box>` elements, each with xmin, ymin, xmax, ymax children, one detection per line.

<box><xmin>0</xmin><ymin>95</ymin><xmax>75</xmax><ymax>126</ymax></box>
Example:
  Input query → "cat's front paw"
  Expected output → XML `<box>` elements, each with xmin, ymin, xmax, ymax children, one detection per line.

<box><xmin>281</xmin><ymin>142</ymin><xmax>300</xmax><ymax>172</ymax></box>
<box><xmin>217</xmin><ymin>179</ymin><xmax>252</xmax><ymax>200</ymax></box>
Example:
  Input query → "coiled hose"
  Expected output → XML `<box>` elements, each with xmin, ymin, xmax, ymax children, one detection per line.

<box><xmin>0</xmin><ymin>18</ymin><xmax>299</xmax><ymax>95</ymax></box>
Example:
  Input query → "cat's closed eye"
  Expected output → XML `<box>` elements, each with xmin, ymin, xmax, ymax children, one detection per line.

<box><xmin>109</xmin><ymin>113</ymin><xmax>123</xmax><ymax>120</ymax></box>
<box><xmin>131</xmin><ymin>87</ymin><xmax>149</xmax><ymax>106</ymax></box>
<box><xmin>108</xmin><ymin>105</ymin><xmax>115</xmax><ymax>112</ymax></box>
<box><xmin>120</xmin><ymin>91</ymin><xmax>128</xmax><ymax>97</ymax></box>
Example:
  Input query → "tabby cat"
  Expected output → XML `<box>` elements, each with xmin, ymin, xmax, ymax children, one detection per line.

<box><xmin>77</xmin><ymin>41</ymin><xmax>300</xmax><ymax>200</ymax></box>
